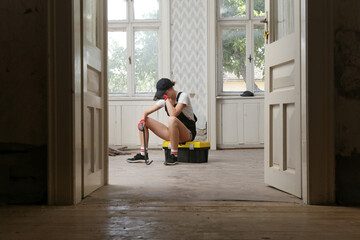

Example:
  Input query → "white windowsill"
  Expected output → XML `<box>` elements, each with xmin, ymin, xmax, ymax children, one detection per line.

<box><xmin>108</xmin><ymin>95</ymin><xmax>155</xmax><ymax>101</ymax></box>
<box><xmin>216</xmin><ymin>95</ymin><xmax>264</xmax><ymax>100</ymax></box>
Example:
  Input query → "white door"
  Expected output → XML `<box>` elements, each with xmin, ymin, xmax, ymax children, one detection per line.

<box><xmin>264</xmin><ymin>0</ymin><xmax>301</xmax><ymax>197</ymax></box>
<box><xmin>82</xmin><ymin>0</ymin><xmax>107</xmax><ymax>197</ymax></box>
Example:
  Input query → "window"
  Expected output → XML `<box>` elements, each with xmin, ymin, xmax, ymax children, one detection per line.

<box><xmin>217</xmin><ymin>0</ymin><xmax>265</xmax><ymax>95</ymax></box>
<box><xmin>108</xmin><ymin>0</ymin><xmax>161</xmax><ymax>96</ymax></box>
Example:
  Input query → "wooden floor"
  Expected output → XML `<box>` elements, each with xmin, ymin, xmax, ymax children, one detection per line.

<box><xmin>1</xmin><ymin>149</ymin><xmax>360</xmax><ymax>239</ymax></box>
<box><xmin>105</xmin><ymin>149</ymin><xmax>302</xmax><ymax>203</ymax></box>
<box><xmin>1</xmin><ymin>201</ymin><xmax>360</xmax><ymax>239</ymax></box>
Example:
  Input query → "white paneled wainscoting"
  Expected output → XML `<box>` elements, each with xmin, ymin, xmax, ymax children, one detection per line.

<box><xmin>109</xmin><ymin>97</ymin><xmax>264</xmax><ymax>149</ymax></box>
<box><xmin>108</xmin><ymin>98</ymin><xmax>208</xmax><ymax>149</ymax></box>
<box><xmin>109</xmin><ymin>99</ymin><xmax>168</xmax><ymax>149</ymax></box>
<box><xmin>217</xmin><ymin>97</ymin><xmax>264</xmax><ymax>149</ymax></box>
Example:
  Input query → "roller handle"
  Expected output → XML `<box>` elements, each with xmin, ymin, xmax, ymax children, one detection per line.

<box><xmin>138</xmin><ymin>120</ymin><xmax>146</xmax><ymax>131</ymax></box>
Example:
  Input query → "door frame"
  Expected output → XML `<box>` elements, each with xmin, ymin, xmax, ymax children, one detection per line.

<box><xmin>48</xmin><ymin>0</ymin><xmax>335</xmax><ymax>205</ymax></box>
<box><xmin>301</xmin><ymin>0</ymin><xmax>335</xmax><ymax>204</ymax></box>
<box><xmin>47</xmin><ymin>0</ymin><xmax>108</xmax><ymax>205</ymax></box>
<box><xmin>48</xmin><ymin>0</ymin><xmax>76</xmax><ymax>205</ymax></box>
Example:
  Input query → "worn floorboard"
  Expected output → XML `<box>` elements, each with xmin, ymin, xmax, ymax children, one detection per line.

<box><xmin>1</xmin><ymin>201</ymin><xmax>360</xmax><ymax>239</ymax></box>
<box><xmin>1</xmin><ymin>149</ymin><xmax>360</xmax><ymax>239</ymax></box>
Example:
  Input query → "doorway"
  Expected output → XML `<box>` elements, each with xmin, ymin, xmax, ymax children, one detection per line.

<box><xmin>48</xmin><ymin>0</ymin><xmax>336</xmax><ymax>205</ymax></box>
<box><xmin>104</xmin><ymin>0</ymin><xmax>300</xmax><ymax>204</ymax></box>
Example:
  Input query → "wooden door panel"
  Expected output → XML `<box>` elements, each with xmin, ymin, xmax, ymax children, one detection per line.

<box><xmin>82</xmin><ymin>0</ymin><xmax>106</xmax><ymax>197</ymax></box>
<box><xmin>270</xmin><ymin>60</ymin><xmax>295</xmax><ymax>91</ymax></box>
<box><xmin>269</xmin><ymin>104</ymin><xmax>281</xmax><ymax>168</ymax></box>
<box><xmin>87</xmin><ymin>67</ymin><xmax>101</xmax><ymax>96</ymax></box>
<box><xmin>84</xmin><ymin>105</ymin><xmax>104</xmax><ymax>195</ymax></box>
<box><xmin>264</xmin><ymin>0</ymin><xmax>301</xmax><ymax>198</ymax></box>
<box><xmin>285</xmin><ymin>103</ymin><xmax>296</xmax><ymax>172</ymax></box>
<box><xmin>96</xmin><ymin>109</ymin><xmax>103</xmax><ymax>171</ymax></box>
<box><xmin>87</xmin><ymin>45</ymin><xmax>102</xmax><ymax>71</ymax></box>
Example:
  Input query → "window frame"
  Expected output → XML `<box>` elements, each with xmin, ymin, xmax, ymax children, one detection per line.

<box><xmin>132</xmin><ymin>26</ymin><xmax>160</xmax><ymax>95</ymax></box>
<box><xmin>107</xmin><ymin>0</ymin><xmax>166</xmax><ymax>98</ymax></box>
<box><xmin>217</xmin><ymin>0</ymin><xmax>265</xmax><ymax>96</ymax></box>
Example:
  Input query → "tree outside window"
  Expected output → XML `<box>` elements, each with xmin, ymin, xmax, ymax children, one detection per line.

<box><xmin>107</xmin><ymin>0</ymin><xmax>160</xmax><ymax>96</ymax></box>
<box><xmin>219</xmin><ymin>0</ymin><xmax>265</xmax><ymax>94</ymax></box>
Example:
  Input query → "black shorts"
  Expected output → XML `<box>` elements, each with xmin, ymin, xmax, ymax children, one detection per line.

<box><xmin>188</xmin><ymin>127</ymin><xmax>196</xmax><ymax>141</ymax></box>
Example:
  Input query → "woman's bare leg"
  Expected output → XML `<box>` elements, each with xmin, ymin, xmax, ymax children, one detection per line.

<box><xmin>139</xmin><ymin>118</ymin><xmax>171</xmax><ymax>148</ymax></box>
<box><xmin>168</xmin><ymin>116</ymin><xmax>191</xmax><ymax>151</ymax></box>
<box><xmin>138</xmin><ymin>117</ymin><xmax>190</xmax><ymax>153</ymax></box>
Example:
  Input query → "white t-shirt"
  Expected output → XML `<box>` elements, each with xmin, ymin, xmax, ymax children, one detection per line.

<box><xmin>155</xmin><ymin>92</ymin><xmax>195</xmax><ymax>121</ymax></box>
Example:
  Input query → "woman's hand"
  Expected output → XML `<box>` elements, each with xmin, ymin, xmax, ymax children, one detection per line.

<box><xmin>138</xmin><ymin>119</ymin><xmax>146</xmax><ymax>131</ymax></box>
<box><xmin>139</xmin><ymin>104</ymin><xmax>162</xmax><ymax>123</ymax></box>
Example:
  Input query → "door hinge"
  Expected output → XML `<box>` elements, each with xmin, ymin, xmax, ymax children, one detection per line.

<box><xmin>262</xmin><ymin>12</ymin><xmax>269</xmax><ymax>43</ymax></box>
<box><xmin>128</xmin><ymin>56</ymin><xmax>132</xmax><ymax>64</ymax></box>
<box><xmin>248</xmin><ymin>54</ymin><xmax>253</xmax><ymax>63</ymax></box>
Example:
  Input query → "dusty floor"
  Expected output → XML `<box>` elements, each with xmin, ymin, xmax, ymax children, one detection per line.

<box><xmin>101</xmin><ymin>149</ymin><xmax>301</xmax><ymax>203</ymax></box>
<box><xmin>1</xmin><ymin>149</ymin><xmax>360</xmax><ymax>239</ymax></box>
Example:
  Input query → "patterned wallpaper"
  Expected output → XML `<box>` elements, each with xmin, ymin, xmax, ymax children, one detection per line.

<box><xmin>170</xmin><ymin>0</ymin><xmax>208</xmax><ymax>134</ymax></box>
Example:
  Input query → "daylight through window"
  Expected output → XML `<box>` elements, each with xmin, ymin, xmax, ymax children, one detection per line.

<box><xmin>218</xmin><ymin>0</ymin><xmax>265</xmax><ymax>94</ymax></box>
<box><xmin>108</xmin><ymin>0</ymin><xmax>160</xmax><ymax>96</ymax></box>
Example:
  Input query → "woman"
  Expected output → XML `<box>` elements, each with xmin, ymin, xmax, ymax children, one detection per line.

<box><xmin>127</xmin><ymin>78</ymin><xmax>197</xmax><ymax>165</ymax></box>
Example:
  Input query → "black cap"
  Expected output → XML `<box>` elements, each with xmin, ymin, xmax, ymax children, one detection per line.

<box><xmin>153</xmin><ymin>78</ymin><xmax>174</xmax><ymax>100</ymax></box>
<box><xmin>240</xmin><ymin>91</ymin><xmax>254</xmax><ymax>97</ymax></box>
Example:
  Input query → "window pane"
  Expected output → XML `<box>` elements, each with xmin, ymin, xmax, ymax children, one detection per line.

<box><xmin>134</xmin><ymin>31</ymin><xmax>158</xmax><ymax>94</ymax></box>
<box><xmin>253</xmin><ymin>0</ymin><xmax>265</xmax><ymax>17</ymax></box>
<box><xmin>108</xmin><ymin>31</ymin><xmax>128</xmax><ymax>94</ymax></box>
<box><xmin>220</xmin><ymin>0</ymin><xmax>246</xmax><ymax>18</ymax></box>
<box><xmin>254</xmin><ymin>25</ymin><xmax>265</xmax><ymax>92</ymax></box>
<box><xmin>85</xmin><ymin>0</ymin><xmax>97</xmax><ymax>45</ymax></box>
<box><xmin>222</xmin><ymin>28</ymin><xmax>247</xmax><ymax>92</ymax></box>
<box><xmin>134</xmin><ymin>0</ymin><xmax>159</xmax><ymax>20</ymax></box>
<box><xmin>108</xmin><ymin>0</ymin><xmax>126</xmax><ymax>21</ymax></box>
<box><xmin>271</xmin><ymin>0</ymin><xmax>294</xmax><ymax>42</ymax></box>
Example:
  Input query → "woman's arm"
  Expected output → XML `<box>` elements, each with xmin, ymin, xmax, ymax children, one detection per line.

<box><xmin>165</xmin><ymin>100</ymin><xmax>185</xmax><ymax>117</ymax></box>
<box><xmin>142</xmin><ymin>104</ymin><xmax>162</xmax><ymax>120</ymax></box>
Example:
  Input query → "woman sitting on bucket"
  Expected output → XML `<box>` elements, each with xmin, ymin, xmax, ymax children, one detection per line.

<box><xmin>127</xmin><ymin>78</ymin><xmax>197</xmax><ymax>165</ymax></box>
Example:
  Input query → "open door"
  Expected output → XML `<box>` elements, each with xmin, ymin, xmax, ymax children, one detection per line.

<box><xmin>82</xmin><ymin>0</ymin><xmax>107</xmax><ymax>197</ymax></box>
<box><xmin>264</xmin><ymin>0</ymin><xmax>301</xmax><ymax>198</ymax></box>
